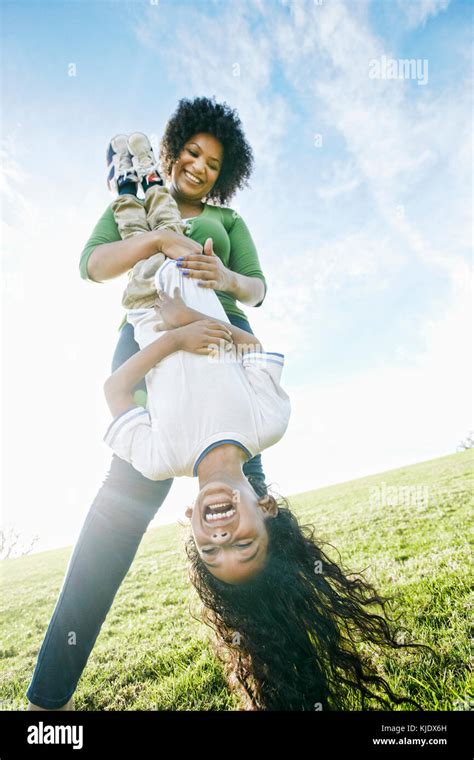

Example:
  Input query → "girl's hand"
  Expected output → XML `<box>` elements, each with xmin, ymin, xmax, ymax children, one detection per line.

<box><xmin>173</xmin><ymin>319</ymin><xmax>233</xmax><ymax>355</ymax></box>
<box><xmin>158</xmin><ymin>229</ymin><xmax>203</xmax><ymax>260</ymax></box>
<box><xmin>176</xmin><ymin>237</ymin><xmax>234</xmax><ymax>291</ymax></box>
<box><xmin>153</xmin><ymin>287</ymin><xmax>191</xmax><ymax>331</ymax></box>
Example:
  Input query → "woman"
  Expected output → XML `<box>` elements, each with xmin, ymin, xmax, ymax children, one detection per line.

<box><xmin>26</xmin><ymin>96</ymin><xmax>432</xmax><ymax>712</ymax></box>
<box><xmin>26</xmin><ymin>96</ymin><xmax>270</xmax><ymax>710</ymax></box>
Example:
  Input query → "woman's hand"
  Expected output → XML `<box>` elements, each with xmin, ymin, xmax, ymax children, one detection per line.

<box><xmin>158</xmin><ymin>229</ymin><xmax>203</xmax><ymax>261</ymax></box>
<box><xmin>153</xmin><ymin>286</ymin><xmax>192</xmax><ymax>331</ymax></box>
<box><xmin>176</xmin><ymin>237</ymin><xmax>234</xmax><ymax>291</ymax></box>
<box><xmin>173</xmin><ymin>319</ymin><xmax>233</xmax><ymax>356</ymax></box>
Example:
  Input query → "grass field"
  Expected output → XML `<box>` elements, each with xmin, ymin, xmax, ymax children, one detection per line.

<box><xmin>1</xmin><ymin>449</ymin><xmax>472</xmax><ymax>711</ymax></box>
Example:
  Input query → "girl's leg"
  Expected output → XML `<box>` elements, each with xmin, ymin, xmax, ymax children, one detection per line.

<box><xmin>113</xmin><ymin>187</ymin><xmax>168</xmax><ymax>310</ymax></box>
<box><xmin>226</xmin><ymin>314</ymin><xmax>268</xmax><ymax>497</ymax></box>
<box><xmin>129</xmin><ymin>132</ymin><xmax>183</xmax><ymax>234</ymax></box>
<box><xmin>111</xmin><ymin>193</ymin><xmax>150</xmax><ymax>239</ymax></box>
<box><xmin>25</xmin><ymin>325</ymin><xmax>173</xmax><ymax>709</ymax></box>
<box><xmin>143</xmin><ymin>183</ymin><xmax>185</xmax><ymax>234</ymax></box>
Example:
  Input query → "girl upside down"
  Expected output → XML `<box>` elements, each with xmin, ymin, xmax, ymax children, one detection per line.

<box><xmin>103</xmin><ymin>259</ymin><xmax>433</xmax><ymax>711</ymax></box>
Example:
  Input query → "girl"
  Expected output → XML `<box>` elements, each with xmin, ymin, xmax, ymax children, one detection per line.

<box><xmin>104</xmin><ymin>255</ymin><xmax>432</xmax><ymax>711</ymax></box>
<box><xmin>103</xmin><ymin>260</ymin><xmax>291</xmax><ymax>586</ymax></box>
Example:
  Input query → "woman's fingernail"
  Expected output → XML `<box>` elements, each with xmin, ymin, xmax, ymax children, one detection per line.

<box><xmin>177</xmin><ymin>257</ymin><xmax>184</xmax><ymax>261</ymax></box>
<box><xmin>176</xmin><ymin>262</ymin><xmax>183</xmax><ymax>267</ymax></box>
<box><xmin>182</xmin><ymin>270</ymin><xmax>189</xmax><ymax>275</ymax></box>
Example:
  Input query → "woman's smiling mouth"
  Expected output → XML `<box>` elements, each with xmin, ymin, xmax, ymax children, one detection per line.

<box><xmin>183</xmin><ymin>169</ymin><xmax>204</xmax><ymax>185</ymax></box>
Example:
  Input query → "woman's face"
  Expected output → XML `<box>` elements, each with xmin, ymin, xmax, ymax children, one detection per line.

<box><xmin>170</xmin><ymin>132</ymin><xmax>223</xmax><ymax>201</ymax></box>
<box><xmin>185</xmin><ymin>481</ymin><xmax>279</xmax><ymax>584</ymax></box>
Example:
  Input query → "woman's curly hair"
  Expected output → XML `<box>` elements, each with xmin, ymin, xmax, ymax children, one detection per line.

<box><xmin>184</xmin><ymin>493</ymin><xmax>435</xmax><ymax>711</ymax></box>
<box><xmin>159</xmin><ymin>96</ymin><xmax>254</xmax><ymax>205</ymax></box>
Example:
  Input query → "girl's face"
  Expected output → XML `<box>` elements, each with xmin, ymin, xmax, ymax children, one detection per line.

<box><xmin>185</xmin><ymin>481</ymin><xmax>279</xmax><ymax>584</ymax></box>
<box><xmin>170</xmin><ymin>132</ymin><xmax>223</xmax><ymax>202</ymax></box>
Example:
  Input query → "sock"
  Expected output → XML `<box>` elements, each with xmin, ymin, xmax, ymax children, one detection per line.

<box><xmin>118</xmin><ymin>180</ymin><xmax>138</xmax><ymax>196</ymax></box>
<box><xmin>141</xmin><ymin>171</ymin><xmax>163</xmax><ymax>193</ymax></box>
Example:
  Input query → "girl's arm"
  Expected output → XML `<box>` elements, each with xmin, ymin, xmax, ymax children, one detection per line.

<box><xmin>103</xmin><ymin>331</ymin><xmax>180</xmax><ymax>417</ymax></box>
<box><xmin>153</xmin><ymin>288</ymin><xmax>264</xmax><ymax>351</ymax></box>
<box><xmin>180</xmin><ymin>306</ymin><xmax>264</xmax><ymax>350</ymax></box>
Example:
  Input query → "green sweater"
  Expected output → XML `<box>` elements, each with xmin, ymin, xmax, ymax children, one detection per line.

<box><xmin>79</xmin><ymin>202</ymin><xmax>267</xmax><ymax>331</ymax></box>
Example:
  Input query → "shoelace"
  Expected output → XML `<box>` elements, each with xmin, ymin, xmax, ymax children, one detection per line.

<box><xmin>117</xmin><ymin>152</ymin><xmax>134</xmax><ymax>176</ymax></box>
<box><xmin>134</xmin><ymin>149</ymin><xmax>158</xmax><ymax>175</ymax></box>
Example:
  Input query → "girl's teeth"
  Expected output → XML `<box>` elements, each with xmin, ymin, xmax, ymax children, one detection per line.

<box><xmin>205</xmin><ymin>507</ymin><xmax>236</xmax><ymax>522</ymax></box>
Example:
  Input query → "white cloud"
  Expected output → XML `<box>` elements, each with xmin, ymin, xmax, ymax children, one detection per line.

<box><xmin>240</xmin><ymin>0</ymin><xmax>472</xmax><ymax>495</ymax></box>
<box><xmin>269</xmin><ymin>3</ymin><xmax>470</xmax><ymax>281</ymax></box>
<box><xmin>317</xmin><ymin>159</ymin><xmax>362</xmax><ymax>200</ymax></box>
<box><xmin>396</xmin><ymin>0</ymin><xmax>451</xmax><ymax>29</ymax></box>
<box><xmin>265</xmin><ymin>260</ymin><xmax>472</xmax><ymax>498</ymax></box>
<box><xmin>133</xmin><ymin>0</ymin><xmax>291</xmax><ymax>176</ymax></box>
<box><xmin>247</xmin><ymin>226</ymin><xmax>407</xmax><ymax>360</ymax></box>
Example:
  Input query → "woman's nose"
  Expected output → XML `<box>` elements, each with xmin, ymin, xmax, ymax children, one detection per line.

<box><xmin>191</xmin><ymin>161</ymin><xmax>206</xmax><ymax>177</ymax></box>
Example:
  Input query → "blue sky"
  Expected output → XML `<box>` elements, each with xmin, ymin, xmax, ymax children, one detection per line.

<box><xmin>1</xmin><ymin>0</ymin><xmax>472</xmax><ymax>555</ymax></box>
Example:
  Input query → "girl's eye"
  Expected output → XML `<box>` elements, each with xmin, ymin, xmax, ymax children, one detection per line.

<box><xmin>188</xmin><ymin>149</ymin><xmax>198</xmax><ymax>156</ymax></box>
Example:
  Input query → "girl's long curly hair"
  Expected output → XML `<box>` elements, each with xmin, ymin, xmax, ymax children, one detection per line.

<box><xmin>159</xmin><ymin>95</ymin><xmax>254</xmax><ymax>205</ymax></box>
<box><xmin>184</xmin><ymin>492</ymin><xmax>435</xmax><ymax>711</ymax></box>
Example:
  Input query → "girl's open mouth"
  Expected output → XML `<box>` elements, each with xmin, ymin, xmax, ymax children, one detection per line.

<box><xmin>204</xmin><ymin>503</ymin><xmax>236</xmax><ymax>523</ymax></box>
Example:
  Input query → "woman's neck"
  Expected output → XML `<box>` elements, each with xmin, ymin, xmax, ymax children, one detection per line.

<box><xmin>167</xmin><ymin>183</ymin><xmax>206</xmax><ymax>217</ymax></box>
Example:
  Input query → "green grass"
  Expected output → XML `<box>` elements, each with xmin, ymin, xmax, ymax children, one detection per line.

<box><xmin>1</xmin><ymin>450</ymin><xmax>472</xmax><ymax>711</ymax></box>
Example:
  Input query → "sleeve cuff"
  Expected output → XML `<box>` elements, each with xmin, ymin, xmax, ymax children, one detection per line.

<box><xmin>103</xmin><ymin>405</ymin><xmax>151</xmax><ymax>448</ymax></box>
<box><xmin>242</xmin><ymin>350</ymin><xmax>285</xmax><ymax>366</ymax></box>
<box><xmin>254</xmin><ymin>278</ymin><xmax>267</xmax><ymax>307</ymax></box>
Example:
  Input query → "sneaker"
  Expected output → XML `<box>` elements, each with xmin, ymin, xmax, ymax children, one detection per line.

<box><xmin>106</xmin><ymin>134</ymin><xmax>138</xmax><ymax>192</ymax></box>
<box><xmin>127</xmin><ymin>132</ymin><xmax>163</xmax><ymax>185</ymax></box>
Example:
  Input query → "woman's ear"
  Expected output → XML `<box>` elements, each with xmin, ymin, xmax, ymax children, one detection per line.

<box><xmin>185</xmin><ymin>505</ymin><xmax>193</xmax><ymax>519</ymax></box>
<box><xmin>257</xmin><ymin>493</ymin><xmax>278</xmax><ymax>516</ymax></box>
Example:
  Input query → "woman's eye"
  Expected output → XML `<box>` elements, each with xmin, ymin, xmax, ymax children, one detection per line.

<box><xmin>188</xmin><ymin>149</ymin><xmax>198</xmax><ymax>156</ymax></box>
